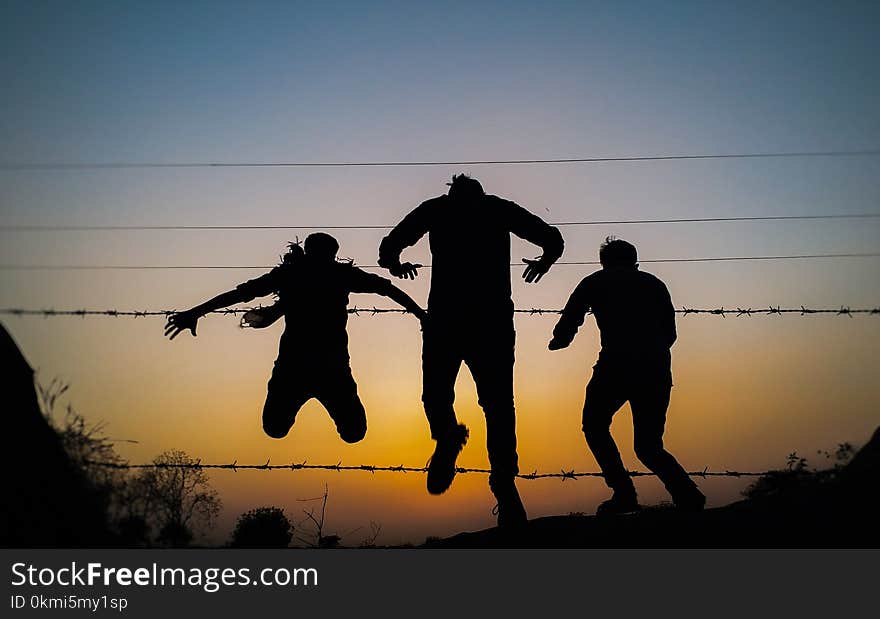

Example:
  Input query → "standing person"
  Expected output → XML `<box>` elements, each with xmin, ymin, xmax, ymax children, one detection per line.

<box><xmin>379</xmin><ymin>174</ymin><xmax>564</xmax><ymax>527</ymax></box>
<box><xmin>548</xmin><ymin>237</ymin><xmax>705</xmax><ymax>515</ymax></box>
<box><xmin>165</xmin><ymin>232</ymin><xmax>426</xmax><ymax>444</ymax></box>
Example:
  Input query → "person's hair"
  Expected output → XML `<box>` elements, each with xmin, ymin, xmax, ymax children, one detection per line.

<box><xmin>304</xmin><ymin>232</ymin><xmax>340</xmax><ymax>262</ymax></box>
<box><xmin>280</xmin><ymin>240</ymin><xmax>305</xmax><ymax>265</ymax></box>
<box><xmin>446</xmin><ymin>173</ymin><xmax>484</xmax><ymax>200</ymax></box>
<box><xmin>599</xmin><ymin>236</ymin><xmax>638</xmax><ymax>267</ymax></box>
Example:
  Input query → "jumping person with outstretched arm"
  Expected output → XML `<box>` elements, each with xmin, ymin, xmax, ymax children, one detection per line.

<box><xmin>378</xmin><ymin>174</ymin><xmax>564</xmax><ymax>528</ymax></box>
<box><xmin>549</xmin><ymin>237</ymin><xmax>705</xmax><ymax>515</ymax></box>
<box><xmin>165</xmin><ymin>232</ymin><xmax>426</xmax><ymax>444</ymax></box>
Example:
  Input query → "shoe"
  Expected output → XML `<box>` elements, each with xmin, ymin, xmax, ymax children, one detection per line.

<box><xmin>426</xmin><ymin>424</ymin><xmax>469</xmax><ymax>495</ymax></box>
<box><xmin>673</xmin><ymin>487</ymin><xmax>706</xmax><ymax>512</ymax></box>
<box><xmin>595</xmin><ymin>491</ymin><xmax>641</xmax><ymax>516</ymax></box>
<box><xmin>491</xmin><ymin>485</ymin><xmax>528</xmax><ymax>529</ymax></box>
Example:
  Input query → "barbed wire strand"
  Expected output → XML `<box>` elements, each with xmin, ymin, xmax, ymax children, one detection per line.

<box><xmin>1</xmin><ymin>306</ymin><xmax>877</xmax><ymax>319</ymax></box>
<box><xmin>1</xmin><ymin>252</ymin><xmax>879</xmax><ymax>271</ymax></box>
<box><xmin>82</xmin><ymin>458</ymin><xmax>769</xmax><ymax>480</ymax></box>
<box><xmin>3</xmin><ymin>148</ymin><xmax>880</xmax><ymax>170</ymax></box>
<box><xmin>3</xmin><ymin>212</ymin><xmax>880</xmax><ymax>232</ymax></box>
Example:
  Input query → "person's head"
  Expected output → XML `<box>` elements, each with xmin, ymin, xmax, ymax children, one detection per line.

<box><xmin>446</xmin><ymin>173</ymin><xmax>484</xmax><ymax>200</ymax></box>
<box><xmin>599</xmin><ymin>236</ymin><xmax>638</xmax><ymax>269</ymax></box>
<box><xmin>304</xmin><ymin>232</ymin><xmax>340</xmax><ymax>262</ymax></box>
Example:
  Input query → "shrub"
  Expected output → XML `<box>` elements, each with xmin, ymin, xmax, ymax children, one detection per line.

<box><xmin>229</xmin><ymin>507</ymin><xmax>294</xmax><ymax>548</ymax></box>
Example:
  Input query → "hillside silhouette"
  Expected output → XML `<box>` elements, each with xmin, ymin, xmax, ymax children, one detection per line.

<box><xmin>424</xmin><ymin>426</ymin><xmax>880</xmax><ymax>548</ymax></box>
<box><xmin>1</xmin><ymin>322</ymin><xmax>112</xmax><ymax>546</ymax></box>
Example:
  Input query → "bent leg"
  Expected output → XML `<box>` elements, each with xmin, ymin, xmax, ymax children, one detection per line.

<box><xmin>582</xmin><ymin>370</ymin><xmax>632</xmax><ymax>495</ymax></box>
<box><xmin>262</xmin><ymin>359</ymin><xmax>312</xmax><ymax>439</ymax></box>
<box><xmin>315</xmin><ymin>366</ymin><xmax>367</xmax><ymax>443</ymax></box>
<box><xmin>630</xmin><ymin>381</ymin><xmax>700</xmax><ymax>501</ymax></box>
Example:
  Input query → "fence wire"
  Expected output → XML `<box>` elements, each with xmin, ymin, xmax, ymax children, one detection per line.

<box><xmin>83</xmin><ymin>459</ymin><xmax>769</xmax><ymax>480</ymax></box>
<box><xmin>1</xmin><ymin>306</ymin><xmax>878</xmax><ymax>319</ymax></box>
<box><xmin>4</xmin><ymin>252</ymin><xmax>880</xmax><ymax>270</ymax></box>
<box><xmin>4</xmin><ymin>147</ymin><xmax>880</xmax><ymax>170</ymax></box>
<box><xmin>3</xmin><ymin>212</ymin><xmax>879</xmax><ymax>231</ymax></box>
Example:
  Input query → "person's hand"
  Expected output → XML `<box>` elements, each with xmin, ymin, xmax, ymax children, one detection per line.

<box><xmin>164</xmin><ymin>310</ymin><xmax>200</xmax><ymax>340</ymax></box>
<box><xmin>548</xmin><ymin>336</ymin><xmax>570</xmax><ymax>351</ymax></box>
<box><xmin>414</xmin><ymin>308</ymin><xmax>429</xmax><ymax>330</ymax></box>
<box><xmin>241</xmin><ymin>305</ymin><xmax>283</xmax><ymax>329</ymax></box>
<box><xmin>522</xmin><ymin>258</ymin><xmax>550</xmax><ymax>283</ymax></box>
<box><xmin>241</xmin><ymin>309</ymin><xmax>270</xmax><ymax>329</ymax></box>
<box><xmin>390</xmin><ymin>262</ymin><xmax>422</xmax><ymax>280</ymax></box>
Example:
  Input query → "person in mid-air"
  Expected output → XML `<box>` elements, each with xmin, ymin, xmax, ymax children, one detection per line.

<box><xmin>548</xmin><ymin>237</ymin><xmax>705</xmax><ymax>515</ymax></box>
<box><xmin>165</xmin><ymin>232</ymin><xmax>426</xmax><ymax>443</ymax></box>
<box><xmin>379</xmin><ymin>174</ymin><xmax>564</xmax><ymax>528</ymax></box>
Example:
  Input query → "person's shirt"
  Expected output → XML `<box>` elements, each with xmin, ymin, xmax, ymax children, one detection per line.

<box><xmin>553</xmin><ymin>267</ymin><xmax>676</xmax><ymax>366</ymax></box>
<box><xmin>378</xmin><ymin>194</ymin><xmax>564</xmax><ymax>315</ymax></box>
<box><xmin>235</xmin><ymin>258</ymin><xmax>395</xmax><ymax>359</ymax></box>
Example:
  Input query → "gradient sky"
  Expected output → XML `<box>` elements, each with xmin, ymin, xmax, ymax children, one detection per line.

<box><xmin>1</xmin><ymin>1</ymin><xmax>879</xmax><ymax>545</ymax></box>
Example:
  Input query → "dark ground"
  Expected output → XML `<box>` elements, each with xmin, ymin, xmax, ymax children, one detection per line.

<box><xmin>424</xmin><ymin>426</ymin><xmax>880</xmax><ymax>548</ymax></box>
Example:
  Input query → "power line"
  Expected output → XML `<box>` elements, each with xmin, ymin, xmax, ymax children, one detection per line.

<box><xmin>1</xmin><ymin>306</ymin><xmax>877</xmax><ymax>318</ymax></box>
<box><xmin>553</xmin><ymin>213</ymin><xmax>880</xmax><ymax>226</ymax></box>
<box><xmin>1</xmin><ymin>252</ymin><xmax>878</xmax><ymax>270</ymax></box>
<box><xmin>3</xmin><ymin>148</ymin><xmax>879</xmax><ymax>170</ymax></box>
<box><xmin>3</xmin><ymin>212</ymin><xmax>879</xmax><ymax>232</ymax></box>
<box><xmin>82</xmin><ymin>458</ymin><xmax>769</xmax><ymax>480</ymax></box>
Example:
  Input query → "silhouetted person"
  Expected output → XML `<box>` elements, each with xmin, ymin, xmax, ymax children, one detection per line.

<box><xmin>379</xmin><ymin>174</ymin><xmax>564</xmax><ymax>527</ymax></box>
<box><xmin>549</xmin><ymin>237</ymin><xmax>705</xmax><ymax>515</ymax></box>
<box><xmin>165</xmin><ymin>233</ymin><xmax>426</xmax><ymax>443</ymax></box>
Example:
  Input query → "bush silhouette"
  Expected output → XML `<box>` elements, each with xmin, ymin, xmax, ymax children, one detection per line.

<box><xmin>229</xmin><ymin>507</ymin><xmax>294</xmax><ymax>548</ymax></box>
<box><xmin>743</xmin><ymin>443</ymin><xmax>855</xmax><ymax>500</ymax></box>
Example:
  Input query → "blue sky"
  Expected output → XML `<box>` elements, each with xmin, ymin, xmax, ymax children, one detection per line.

<box><xmin>2</xmin><ymin>1</ymin><xmax>878</xmax><ymax>267</ymax></box>
<box><xmin>3</xmin><ymin>1</ymin><xmax>879</xmax><ymax>164</ymax></box>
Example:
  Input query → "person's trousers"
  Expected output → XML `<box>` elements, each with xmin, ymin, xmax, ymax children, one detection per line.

<box><xmin>421</xmin><ymin>316</ymin><xmax>518</xmax><ymax>487</ymax></box>
<box><xmin>262</xmin><ymin>355</ymin><xmax>367</xmax><ymax>443</ymax></box>
<box><xmin>581</xmin><ymin>364</ymin><xmax>697</xmax><ymax>500</ymax></box>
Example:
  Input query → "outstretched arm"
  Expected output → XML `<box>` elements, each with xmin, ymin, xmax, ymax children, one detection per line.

<box><xmin>549</xmin><ymin>276</ymin><xmax>593</xmax><ymax>350</ymax></box>
<box><xmin>165</xmin><ymin>270</ymin><xmax>278</xmax><ymax>340</ymax></box>
<box><xmin>503</xmin><ymin>198</ymin><xmax>564</xmax><ymax>283</ymax></box>
<box><xmin>378</xmin><ymin>199</ymin><xmax>434</xmax><ymax>279</ymax></box>
<box><xmin>382</xmin><ymin>282</ymin><xmax>428</xmax><ymax>323</ymax></box>
<box><xmin>348</xmin><ymin>267</ymin><xmax>427</xmax><ymax>323</ymax></box>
